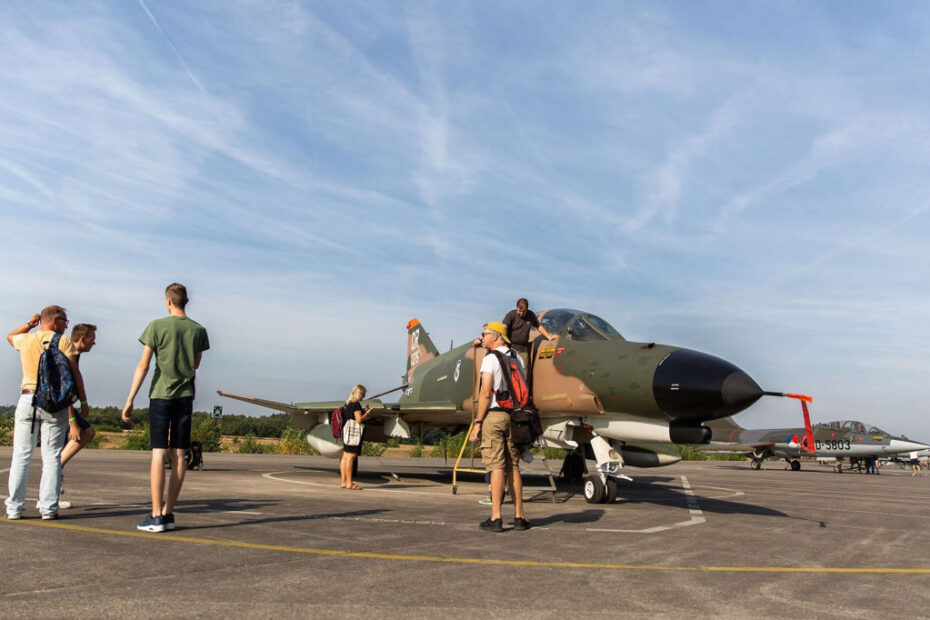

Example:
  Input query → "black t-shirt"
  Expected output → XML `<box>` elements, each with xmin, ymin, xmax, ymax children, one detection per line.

<box><xmin>342</xmin><ymin>401</ymin><xmax>364</xmax><ymax>453</ymax></box>
<box><xmin>502</xmin><ymin>309</ymin><xmax>540</xmax><ymax>350</ymax></box>
<box><xmin>344</xmin><ymin>401</ymin><xmax>362</xmax><ymax>423</ymax></box>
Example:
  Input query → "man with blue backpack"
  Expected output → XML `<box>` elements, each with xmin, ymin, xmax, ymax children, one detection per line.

<box><xmin>5</xmin><ymin>306</ymin><xmax>88</xmax><ymax>520</ymax></box>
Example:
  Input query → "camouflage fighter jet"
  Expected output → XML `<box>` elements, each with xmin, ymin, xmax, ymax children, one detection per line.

<box><xmin>219</xmin><ymin>308</ymin><xmax>806</xmax><ymax>503</ymax></box>
<box><xmin>696</xmin><ymin>417</ymin><xmax>930</xmax><ymax>472</ymax></box>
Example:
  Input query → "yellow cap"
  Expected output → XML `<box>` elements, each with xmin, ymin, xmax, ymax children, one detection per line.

<box><xmin>483</xmin><ymin>321</ymin><xmax>510</xmax><ymax>344</ymax></box>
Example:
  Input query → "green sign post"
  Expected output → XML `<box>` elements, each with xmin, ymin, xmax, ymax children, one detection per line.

<box><xmin>212</xmin><ymin>405</ymin><xmax>223</xmax><ymax>419</ymax></box>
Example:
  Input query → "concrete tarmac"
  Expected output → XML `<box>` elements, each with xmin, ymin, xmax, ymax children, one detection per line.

<box><xmin>2</xmin><ymin>447</ymin><xmax>929</xmax><ymax>618</ymax></box>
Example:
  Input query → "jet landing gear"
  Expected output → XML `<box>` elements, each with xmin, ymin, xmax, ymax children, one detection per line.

<box><xmin>583</xmin><ymin>475</ymin><xmax>620</xmax><ymax>504</ymax></box>
<box><xmin>582</xmin><ymin>434</ymin><xmax>631</xmax><ymax>504</ymax></box>
<box><xmin>750</xmin><ymin>458</ymin><xmax>763</xmax><ymax>470</ymax></box>
<box><xmin>788</xmin><ymin>459</ymin><xmax>801</xmax><ymax>471</ymax></box>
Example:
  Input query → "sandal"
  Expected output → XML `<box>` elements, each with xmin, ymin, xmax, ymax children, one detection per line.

<box><xmin>349</xmin><ymin>484</ymin><xmax>363</xmax><ymax>490</ymax></box>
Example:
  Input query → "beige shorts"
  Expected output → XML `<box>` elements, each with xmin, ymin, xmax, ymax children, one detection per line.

<box><xmin>480</xmin><ymin>410</ymin><xmax>520</xmax><ymax>472</ymax></box>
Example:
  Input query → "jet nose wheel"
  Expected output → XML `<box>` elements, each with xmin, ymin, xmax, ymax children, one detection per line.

<box><xmin>605</xmin><ymin>478</ymin><xmax>619</xmax><ymax>503</ymax></box>
<box><xmin>583</xmin><ymin>474</ymin><xmax>606</xmax><ymax>503</ymax></box>
<box><xmin>750</xmin><ymin>459</ymin><xmax>762</xmax><ymax>470</ymax></box>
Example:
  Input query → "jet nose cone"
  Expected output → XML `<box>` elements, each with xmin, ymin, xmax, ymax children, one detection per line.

<box><xmin>889</xmin><ymin>439</ymin><xmax>930</xmax><ymax>454</ymax></box>
<box><xmin>653</xmin><ymin>349</ymin><xmax>763</xmax><ymax>423</ymax></box>
<box><xmin>722</xmin><ymin>370</ymin><xmax>764</xmax><ymax>409</ymax></box>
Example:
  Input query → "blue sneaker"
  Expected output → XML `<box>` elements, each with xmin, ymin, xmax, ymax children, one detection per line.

<box><xmin>137</xmin><ymin>514</ymin><xmax>165</xmax><ymax>532</ymax></box>
<box><xmin>162</xmin><ymin>513</ymin><xmax>176</xmax><ymax>531</ymax></box>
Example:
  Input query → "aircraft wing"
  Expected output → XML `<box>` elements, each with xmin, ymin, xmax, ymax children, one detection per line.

<box><xmin>381</xmin><ymin>401</ymin><xmax>460</xmax><ymax>413</ymax></box>
<box><xmin>699</xmin><ymin>440</ymin><xmax>775</xmax><ymax>454</ymax></box>
<box><xmin>218</xmin><ymin>390</ymin><xmax>459</xmax><ymax>417</ymax></box>
<box><xmin>216</xmin><ymin>391</ymin><xmax>316</xmax><ymax>416</ymax></box>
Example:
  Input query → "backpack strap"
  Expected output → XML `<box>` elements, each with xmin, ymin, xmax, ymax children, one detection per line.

<box><xmin>490</xmin><ymin>350</ymin><xmax>518</xmax><ymax>411</ymax></box>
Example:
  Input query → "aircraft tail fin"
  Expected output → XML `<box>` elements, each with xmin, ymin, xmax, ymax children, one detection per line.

<box><xmin>405</xmin><ymin>318</ymin><xmax>439</xmax><ymax>382</ymax></box>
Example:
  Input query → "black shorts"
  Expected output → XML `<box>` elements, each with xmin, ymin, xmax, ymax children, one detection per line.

<box><xmin>149</xmin><ymin>397</ymin><xmax>194</xmax><ymax>450</ymax></box>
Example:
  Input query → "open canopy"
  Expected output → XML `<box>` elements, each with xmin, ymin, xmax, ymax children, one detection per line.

<box><xmin>539</xmin><ymin>308</ymin><xmax>624</xmax><ymax>342</ymax></box>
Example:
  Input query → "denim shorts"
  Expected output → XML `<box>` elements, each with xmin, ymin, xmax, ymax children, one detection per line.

<box><xmin>149</xmin><ymin>396</ymin><xmax>194</xmax><ymax>450</ymax></box>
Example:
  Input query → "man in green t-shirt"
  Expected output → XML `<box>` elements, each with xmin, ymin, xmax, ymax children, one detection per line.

<box><xmin>121</xmin><ymin>283</ymin><xmax>209</xmax><ymax>533</ymax></box>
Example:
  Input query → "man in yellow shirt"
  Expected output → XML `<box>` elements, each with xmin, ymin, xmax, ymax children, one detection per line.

<box><xmin>5</xmin><ymin>306</ymin><xmax>87</xmax><ymax>520</ymax></box>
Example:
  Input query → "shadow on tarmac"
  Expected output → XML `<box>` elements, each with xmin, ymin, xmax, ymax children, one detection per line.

<box><xmin>294</xmin><ymin>463</ymin><xmax>827</xmax><ymax>527</ymax></box>
<box><xmin>609</xmin><ymin>480</ymin><xmax>829</xmax><ymax>526</ymax></box>
<box><xmin>530</xmin><ymin>508</ymin><xmax>607</xmax><ymax>527</ymax></box>
<box><xmin>176</xmin><ymin>507</ymin><xmax>391</xmax><ymax>531</ymax></box>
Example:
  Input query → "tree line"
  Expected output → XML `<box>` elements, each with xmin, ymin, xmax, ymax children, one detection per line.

<box><xmin>0</xmin><ymin>405</ymin><xmax>291</xmax><ymax>438</ymax></box>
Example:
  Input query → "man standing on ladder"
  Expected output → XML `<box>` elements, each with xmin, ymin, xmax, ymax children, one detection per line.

<box><xmin>501</xmin><ymin>298</ymin><xmax>557</xmax><ymax>371</ymax></box>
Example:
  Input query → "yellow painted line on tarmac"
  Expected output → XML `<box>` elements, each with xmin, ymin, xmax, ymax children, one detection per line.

<box><xmin>4</xmin><ymin>519</ymin><xmax>930</xmax><ymax>574</ymax></box>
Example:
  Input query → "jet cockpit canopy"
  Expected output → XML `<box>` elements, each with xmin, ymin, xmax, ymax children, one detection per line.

<box><xmin>824</xmin><ymin>420</ymin><xmax>888</xmax><ymax>435</ymax></box>
<box><xmin>539</xmin><ymin>308</ymin><xmax>624</xmax><ymax>342</ymax></box>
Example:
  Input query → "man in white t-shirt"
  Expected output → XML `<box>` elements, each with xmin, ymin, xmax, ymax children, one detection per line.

<box><xmin>468</xmin><ymin>321</ymin><xmax>529</xmax><ymax>532</ymax></box>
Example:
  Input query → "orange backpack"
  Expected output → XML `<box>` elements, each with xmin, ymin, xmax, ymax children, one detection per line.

<box><xmin>490</xmin><ymin>350</ymin><xmax>530</xmax><ymax>410</ymax></box>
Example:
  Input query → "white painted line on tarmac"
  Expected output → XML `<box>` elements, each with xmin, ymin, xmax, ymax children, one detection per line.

<box><xmin>586</xmin><ymin>475</ymin><xmax>705</xmax><ymax>533</ymax></box>
<box><xmin>262</xmin><ymin>471</ymin><xmax>462</xmax><ymax>499</ymax></box>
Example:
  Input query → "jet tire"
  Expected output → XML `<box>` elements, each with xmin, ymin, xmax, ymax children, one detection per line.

<box><xmin>583</xmin><ymin>474</ymin><xmax>606</xmax><ymax>503</ymax></box>
<box><xmin>790</xmin><ymin>460</ymin><xmax>801</xmax><ymax>471</ymax></box>
<box><xmin>750</xmin><ymin>459</ymin><xmax>762</xmax><ymax>471</ymax></box>
<box><xmin>605</xmin><ymin>478</ymin><xmax>618</xmax><ymax>503</ymax></box>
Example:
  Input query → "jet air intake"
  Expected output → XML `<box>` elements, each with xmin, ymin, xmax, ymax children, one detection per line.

<box><xmin>653</xmin><ymin>349</ymin><xmax>763</xmax><ymax>423</ymax></box>
<box><xmin>669</xmin><ymin>424</ymin><xmax>712</xmax><ymax>445</ymax></box>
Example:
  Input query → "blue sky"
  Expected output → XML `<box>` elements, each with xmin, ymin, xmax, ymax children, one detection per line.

<box><xmin>2</xmin><ymin>2</ymin><xmax>929</xmax><ymax>440</ymax></box>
